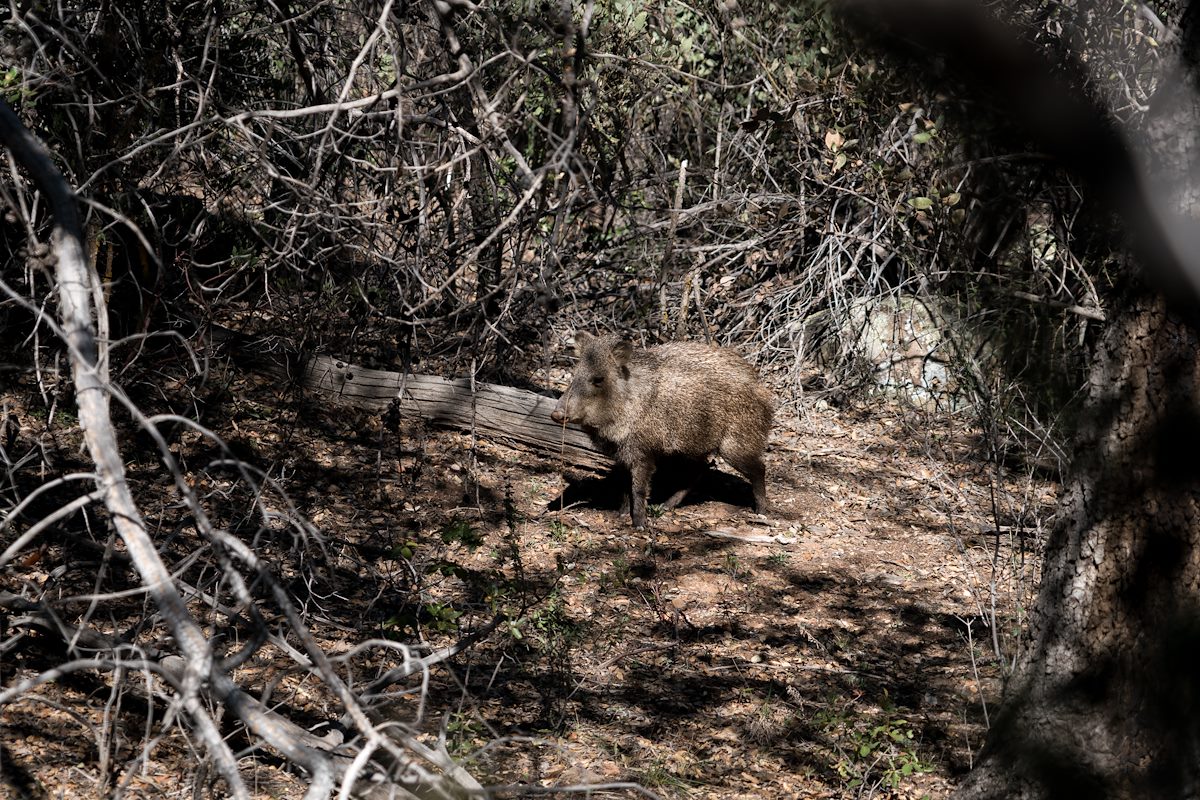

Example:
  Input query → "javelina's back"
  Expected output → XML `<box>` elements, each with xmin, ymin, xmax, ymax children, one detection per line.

<box><xmin>625</xmin><ymin>342</ymin><xmax>772</xmax><ymax>460</ymax></box>
<box><xmin>551</xmin><ymin>333</ymin><xmax>773</xmax><ymax>529</ymax></box>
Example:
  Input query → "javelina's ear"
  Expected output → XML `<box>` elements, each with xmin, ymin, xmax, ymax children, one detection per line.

<box><xmin>612</xmin><ymin>340</ymin><xmax>633</xmax><ymax>365</ymax></box>
<box><xmin>572</xmin><ymin>332</ymin><xmax>593</xmax><ymax>352</ymax></box>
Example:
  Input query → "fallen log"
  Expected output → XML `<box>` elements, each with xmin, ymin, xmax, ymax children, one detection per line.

<box><xmin>235</xmin><ymin>340</ymin><xmax>611</xmax><ymax>471</ymax></box>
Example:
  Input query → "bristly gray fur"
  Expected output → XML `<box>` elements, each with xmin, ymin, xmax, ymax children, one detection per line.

<box><xmin>552</xmin><ymin>332</ymin><xmax>773</xmax><ymax>529</ymax></box>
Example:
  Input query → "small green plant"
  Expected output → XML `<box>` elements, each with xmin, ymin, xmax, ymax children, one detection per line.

<box><xmin>483</xmin><ymin>579</ymin><xmax>513</xmax><ymax>612</ymax></box>
<box><xmin>377</xmin><ymin>52</ymin><xmax>397</xmax><ymax>85</ymax></box>
<box><xmin>817</xmin><ymin>694</ymin><xmax>934</xmax><ymax>794</ymax></box>
<box><xmin>425</xmin><ymin>560</ymin><xmax>468</xmax><ymax>580</ymax></box>
<box><xmin>423</xmin><ymin>602</ymin><xmax>462</xmax><ymax>633</ymax></box>
<box><xmin>548</xmin><ymin>519</ymin><xmax>570</xmax><ymax>541</ymax></box>
<box><xmin>387</xmin><ymin>539</ymin><xmax>418</xmax><ymax>560</ymax></box>
<box><xmin>380</xmin><ymin>609</ymin><xmax>418</xmax><ymax>636</ymax></box>
<box><xmin>526</xmin><ymin>592</ymin><xmax>582</xmax><ymax>655</ymax></box>
<box><xmin>767</xmin><ymin>549</ymin><xmax>792</xmax><ymax>567</ymax></box>
<box><xmin>598</xmin><ymin>557</ymin><xmax>631</xmax><ymax>590</ymax></box>
<box><xmin>639</xmin><ymin>762</ymin><xmax>696</xmax><ymax>792</ymax></box>
<box><xmin>839</xmin><ymin>717</ymin><xmax>932</xmax><ymax>791</ymax></box>
<box><xmin>499</xmin><ymin>484</ymin><xmax>526</xmax><ymax>585</ymax></box>
<box><xmin>2</xmin><ymin>66</ymin><xmax>35</xmax><ymax>106</ymax></box>
<box><xmin>440</xmin><ymin>517</ymin><xmax>484</xmax><ymax>548</ymax></box>
<box><xmin>648</xmin><ymin>503</ymin><xmax>666</xmax><ymax>519</ymax></box>
<box><xmin>234</xmin><ymin>399</ymin><xmax>274</xmax><ymax>421</ymax></box>
<box><xmin>444</xmin><ymin>711</ymin><xmax>485</xmax><ymax>757</ymax></box>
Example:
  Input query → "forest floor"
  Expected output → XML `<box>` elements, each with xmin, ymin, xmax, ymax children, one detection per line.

<box><xmin>1</xmin><ymin>361</ymin><xmax>1057</xmax><ymax>799</ymax></box>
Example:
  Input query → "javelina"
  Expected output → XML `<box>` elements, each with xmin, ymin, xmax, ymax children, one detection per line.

<box><xmin>551</xmin><ymin>332</ymin><xmax>773</xmax><ymax>529</ymax></box>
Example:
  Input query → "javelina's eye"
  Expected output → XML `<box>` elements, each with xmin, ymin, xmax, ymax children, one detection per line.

<box><xmin>591</xmin><ymin>376</ymin><xmax>604</xmax><ymax>387</ymax></box>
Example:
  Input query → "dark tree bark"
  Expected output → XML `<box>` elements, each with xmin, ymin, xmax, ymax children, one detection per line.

<box><xmin>837</xmin><ymin>0</ymin><xmax>1200</xmax><ymax>796</ymax></box>
<box><xmin>943</xmin><ymin>5</ymin><xmax>1200</xmax><ymax>800</ymax></box>
<box><xmin>957</xmin><ymin>292</ymin><xmax>1200</xmax><ymax>799</ymax></box>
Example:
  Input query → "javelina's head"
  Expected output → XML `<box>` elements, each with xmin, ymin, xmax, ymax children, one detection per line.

<box><xmin>550</xmin><ymin>332</ymin><xmax>633</xmax><ymax>429</ymax></box>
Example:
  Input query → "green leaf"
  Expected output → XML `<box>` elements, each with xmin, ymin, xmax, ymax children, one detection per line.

<box><xmin>907</xmin><ymin>197</ymin><xmax>934</xmax><ymax>210</ymax></box>
<box><xmin>440</xmin><ymin>518</ymin><xmax>484</xmax><ymax>547</ymax></box>
<box><xmin>388</xmin><ymin>541</ymin><xmax>416</xmax><ymax>559</ymax></box>
<box><xmin>912</xmin><ymin>131</ymin><xmax>934</xmax><ymax>144</ymax></box>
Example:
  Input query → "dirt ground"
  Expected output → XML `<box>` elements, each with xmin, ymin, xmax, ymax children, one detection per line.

<box><xmin>1</xmin><ymin>365</ymin><xmax>1054</xmax><ymax>799</ymax></box>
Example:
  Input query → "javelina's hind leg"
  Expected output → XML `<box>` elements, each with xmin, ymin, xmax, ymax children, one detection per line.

<box><xmin>663</xmin><ymin>487</ymin><xmax>690</xmax><ymax>510</ymax></box>
<box><xmin>727</xmin><ymin>452</ymin><xmax>769</xmax><ymax>514</ymax></box>
<box><xmin>658</xmin><ymin>455</ymin><xmax>704</xmax><ymax>510</ymax></box>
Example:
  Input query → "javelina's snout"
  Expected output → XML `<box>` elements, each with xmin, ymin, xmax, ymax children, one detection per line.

<box><xmin>550</xmin><ymin>385</ymin><xmax>579</xmax><ymax>425</ymax></box>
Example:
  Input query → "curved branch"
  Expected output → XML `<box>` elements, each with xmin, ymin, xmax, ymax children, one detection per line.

<box><xmin>0</xmin><ymin>97</ymin><xmax>334</xmax><ymax>800</ymax></box>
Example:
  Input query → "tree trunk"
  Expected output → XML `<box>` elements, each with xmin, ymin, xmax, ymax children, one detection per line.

<box><xmin>956</xmin><ymin>290</ymin><xmax>1200</xmax><ymax>798</ymax></box>
<box><xmin>952</xmin><ymin>1</ymin><xmax>1200</xmax><ymax>794</ymax></box>
<box><xmin>836</xmin><ymin>2</ymin><xmax>1200</xmax><ymax>796</ymax></box>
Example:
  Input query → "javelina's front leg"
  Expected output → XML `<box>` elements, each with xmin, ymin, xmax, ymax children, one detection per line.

<box><xmin>628</xmin><ymin>457</ymin><xmax>655</xmax><ymax>530</ymax></box>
